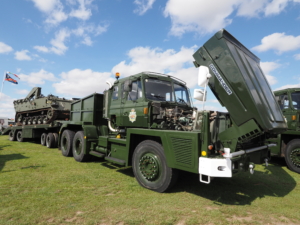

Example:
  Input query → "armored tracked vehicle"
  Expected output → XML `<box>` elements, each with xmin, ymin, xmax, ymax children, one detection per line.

<box><xmin>13</xmin><ymin>87</ymin><xmax>73</xmax><ymax>125</ymax></box>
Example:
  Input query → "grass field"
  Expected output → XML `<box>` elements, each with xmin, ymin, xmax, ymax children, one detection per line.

<box><xmin>0</xmin><ymin>135</ymin><xmax>300</xmax><ymax>225</ymax></box>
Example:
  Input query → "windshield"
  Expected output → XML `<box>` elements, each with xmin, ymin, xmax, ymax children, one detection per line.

<box><xmin>144</xmin><ymin>78</ymin><xmax>191</xmax><ymax>106</ymax></box>
<box><xmin>291</xmin><ymin>92</ymin><xmax>300</xmax><ymax>110</ymax></box>
<box><xmin>174</xmin><ymin>83</ymin><xmax>191</xmax><ymax>106</ymax></box>
<box><xmin>145</xmin><ymin>79</ymin><xmax>174</xmax><ymax>101</ymax></box>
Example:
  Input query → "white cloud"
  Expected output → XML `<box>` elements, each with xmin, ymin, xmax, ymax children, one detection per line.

<box><xmin>164</xmin><ymin>0</ymin><xmax>241</xmax><ymax>36</ymax></box>
<box><xmin>53</xmin><ymin>69</ymin><xmax>113</xmax><ymax>96</ymax></box>
<box><xmin>163</xmin><ymin>0</ymin><xmax>300</xmax><ymax>36</ymax></box>
<box><xmin>18</xmin><ymin>69</ymin><xmax>57</xmax><ymax>86</ymax></box>
<box><xmin>31</xmin><ymin>0</ymin><xmax>68</xmax><ymax>26</ymax></box>
<box><xmin>134</xmin><ymin>0</ymin><xmax>156</xmax><ymax>15</ymax></box>
<box><xmin>69</xmin><ymin>0</ymin><xmax>93</xmax><ymax>20</ymax></box>
<box><xmin>16</xmin><ymin>89</ymin><xmax>30</xmax><ymax>95</ymax></box>
<box><xmin>260</xmin><ymin>61</ymin><xmax>281</xmax><ymax>85</ymax></box>
<box><xmin>34</xmin><ymin>45</ymin><xmax>50</xmax><ymax>53</ymax></box>
<box><xmin>0</xmin><ymin>42</ymin><xmax>13</xmax><ymax>54</ymax></box>
<box><xmin>14</xmin><ymin>50</ymin><xmax>32</xmax><ymax>61</ymax></box>
<box><xmin>112</xmin><ymin>46</ymin><xmax>198</xmax><ymax>88</ymax></box>
<box><xmin>252</xmin><ymin>33</ymin><xmax>300</xmax><ymax>54</ymax></box>
<box><xmin>0</xmin><ymin>93</ymin><xmax>15</xmax><ymax>118</ymax></box>
<box><xmin>294</xmin><ymin>53</ymin><xmax>300</xmax><ymax>60</ymax></box>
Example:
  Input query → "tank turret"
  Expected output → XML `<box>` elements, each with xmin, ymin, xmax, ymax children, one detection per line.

<box><xmin>13</xmin><ymin>87</ymin><xmax>73</xmax><ymax>125</ymax></box>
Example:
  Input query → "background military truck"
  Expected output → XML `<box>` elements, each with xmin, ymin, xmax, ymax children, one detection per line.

<box><xmin>57</xmin><ymin>29</ymin><xmax>287</xmax><ymax>192</ymax></box>
<box><xmin>268</xmin><ymin>88</ymin><xmax>300</xmax><ymax>173</ymax></box>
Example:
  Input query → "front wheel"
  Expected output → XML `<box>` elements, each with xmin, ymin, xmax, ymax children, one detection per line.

<box><xmin>285</xmin><ymin>139</ymin><xmax>300</xmax><ymax>173</ymax></box>
<box><xmin>132</xmin><ymin>140</ymin><xmax>178</xmax><ymax>193</ymax></box>
<box><xmin>72</xmin><ymin>131</ymin><xmax>90</xmax><ymax>162</ymax></box>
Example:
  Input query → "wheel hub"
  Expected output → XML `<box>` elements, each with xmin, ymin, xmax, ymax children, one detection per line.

<box><xmin>291</xmin><ymin>148</ymin><xmax>300</xmax><ymax>167</ymax></box>
<box><xmin>139</xmin><ymin>154</ymin><xmax>159</xmax><ymax>181</ymax></box>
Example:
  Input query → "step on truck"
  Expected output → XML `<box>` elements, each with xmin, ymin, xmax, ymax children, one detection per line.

<box><xmin>268</xmin><ymin>88</ymin><xmax>300</xmax><ymax>173</ymax></box>
<box><xmin>2</xmin><ymin>87</ymin><xmax>75</xmax><ymax>148</ymax></box>
<box><xmin>58</xmin><ymin>29</ymin><xmax>287</xmax><ymax>192</ymax></box>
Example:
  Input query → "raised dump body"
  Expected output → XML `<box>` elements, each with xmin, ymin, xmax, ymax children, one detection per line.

<box><xmin>14</xmin><ymin>87</ymin><xmax>74</xmax><ymax>125</ymax></box>
<box><xmin>193</xmin><ymin>29</ymin><xmax>287</xmax><ymax>149</ymax></box>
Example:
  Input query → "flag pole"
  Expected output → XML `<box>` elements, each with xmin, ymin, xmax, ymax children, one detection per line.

<box><xmin>0</xmin><ymin>71</ymin><xmax>6</xmax><ymax>101</ymax></box>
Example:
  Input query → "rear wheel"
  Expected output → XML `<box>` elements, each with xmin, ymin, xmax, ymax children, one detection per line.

<box><xmin>132</xmin><ymin>140</ymin><xmax>178</xmax><ymax>193</ymax></box>
<box><xmin>46</xmin><ymin>133</ymin><xmax>55</xmax><ymax>148</ymax></box>
<box><xmin>53</xmin><ymin>133</ymin><xmax>58</xmax><ymax>148</ymax></box>
<box><xmin>72</xmin><ymin>131</ymin><xmax>90</xmax><ymax>162</ymax></box>
<box><xmin>285</xmin><ymin>139</ymin><xmax>300</xmax><ymax>173</ymax></box>
<box><xmin>41</xmin><ymin>133</ymin><xmax>47</xmax><ymax>146</ymax></box>
<box><xmin>61</xmin><ymin>130</ymin><xmax>75</xmax><ymax>157</ymax></box>
<box><xmin>16</xmin><ymin>131</ymin><xmax>24</xmax><ymax>142</ymax></box>
<box><xmin>9</xmin><ymin>130</ymin><xmax>16</xmax><ymax>141</ymax></box>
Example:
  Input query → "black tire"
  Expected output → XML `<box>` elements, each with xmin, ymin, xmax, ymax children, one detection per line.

<box><xmin>53</xmin><ymin>133</ymin><xmax>58</xmax><ymax>148</ymax></box>
<box><xmin>46</xmin><ymin>133</ymin><xmax>55</xmax><ymax>148</ymax></box>
<box><xmin>41</xmin><ymin>133</ymin><xmax>47</xmax><ymax>146</ymax></box>
<box><xmin>16</xmin><ymin>131</ymin><xmax>24</xmax><ymax>142</ymax></box>
<box><xmin>61</xmin><ymin>130</ymin><xmax>75</xmax><ymax>157</ymax></box>
<box><xmin>72</xmin><ymin>131</ymin><xmax>90</xmax><ymax>162</ymax></box>
<box><xmin>9</xmin><ymin>130</ymin><xmax>16</xmax><ymax>141</ymax></box>
<box><xmin>285</xmin><ymin>139</ymin><xmax>300</xmax><ymax>173</ymax></box>
<box><xmin>132</xmin><ymin>140</ymin><xmax>178</xmax><ymax>193</ymax></box>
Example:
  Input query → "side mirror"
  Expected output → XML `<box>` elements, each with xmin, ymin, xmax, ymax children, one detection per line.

<box><xmin>124</xmin><ymin>80</ymin><xmax>132</xmax><ymax>92</ymax></box>
<box><xmin>198</xmin><ymin>66</ymin><xmax>212</xmax><ymax>87</ymax></box>
<box><xmin>193</xmin><ymin>89</ymin><xmax>207</xmax><ymax>101</ymax></box>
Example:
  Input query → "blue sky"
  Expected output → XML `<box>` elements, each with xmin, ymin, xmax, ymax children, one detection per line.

<box><xmin>1</xmin><ymin>0</ymin><xmax>300</xmax><ymax>118</ymax></box>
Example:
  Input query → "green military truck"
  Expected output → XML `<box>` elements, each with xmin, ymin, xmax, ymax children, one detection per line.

<box><xmin>268</xmin><ymin>88</ymin><xmax>300</xmax><ymax>173</ymax></box>
<box><xmin>57</xmin><ymin>29</ymin><xmax>287</xmax><ymax>192</ymax></box>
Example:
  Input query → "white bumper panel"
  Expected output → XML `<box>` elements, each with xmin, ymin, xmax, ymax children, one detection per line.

<box><xmin>199</xmin><ymin>157</ymin><xmax>232</xmax><ymax>178</ymax></box>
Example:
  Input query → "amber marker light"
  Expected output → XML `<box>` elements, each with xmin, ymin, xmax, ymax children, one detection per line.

<box><xmin>144</xmin><ymin>107</ymin><xmax>148</xmax><ymax>115</ymax></box>
<box><xmin>292</xmin><ymin>115</ymin><xmax>297</xmax><ymax>121</ymax></box>
<box><xmin>115</xmin><ymin>72</ymin><xmax>120</xmax><ymax>80</ymax></box>
<box><xmin>201</xmin><ymin>151</ymin><xmax>207</xmax><ymax>156</ymax></box>
<box><xmin>208</xmin><ymin>145</ymin><xmax>213</xmax><ymax>150</ymax></box>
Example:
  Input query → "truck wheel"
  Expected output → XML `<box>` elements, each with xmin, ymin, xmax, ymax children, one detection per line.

<box><xmin>53</xmin><ymin>133</ymin><xmax>58</xmax><ymax>148</ymax></box>
<box><xmin>41</xmin><ymin>133</ymin><xmax>47</xmax><ymax>146</ymax></box>
<box><xmin>16</xmin><ymin>131</ymin><xmax>24</xmax><ymax>142</ymax></box>
<box><xmin>61</xmin><ymin>130</ymin><xmax>75</xmax><ymax>157</ymax></box>
<box><xmin>132</xmin><ymin>140</ymin><xmax>178</xmax><ymax>193</ymax></box>
<box><xmin>9</xmin><ymin>130</ymin><xmax>16</xmax><ymax>141</ymax></box>
<box><xmin>72</xmin><ymin>131</ymin><xmax>90</xmax><ymax>162</ymax></box>
<box><xmin>285</xmin><ymin>139</ymin><xmax>300</xmax><ymax>173</ymax></box>
<box><xmin>46</xmin><ymin>133</ymin><xmax>55</xmax><ymax>148</ymax></box>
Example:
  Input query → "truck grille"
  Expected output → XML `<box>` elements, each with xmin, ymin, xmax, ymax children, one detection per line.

<box><xmin>171</xmin><ymin>137</ymin><xmax>193</xmax><ymax>165</ymax></box>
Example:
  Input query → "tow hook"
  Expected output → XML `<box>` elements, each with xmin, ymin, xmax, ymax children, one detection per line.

<box><xmin>264</xmin><ymin>158</ymin><xmax>269</xmax><ymax>167</ymax></box>
<box><xmin>249</xmin><ymin>163</ymin><xmax>255</xmax><ymax>174</ymax></box>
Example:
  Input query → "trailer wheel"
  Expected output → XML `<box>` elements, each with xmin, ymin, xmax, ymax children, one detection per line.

<box><xmin>46</xmin><ymin>133</ymin><xmax>55</xmax><ymax>148</ymax></box>
<box><xmin>72</xmin><ymin>131</ymin><xmax>90</xmax><ymax>162</ymax></box>
<box><xmin>53</xmin><ymin>133</ymin><xmax>58</xmax><ymax>148</ymax></box>
<box><xmin>132</xmin><ymin>140</ymin><xmax>178</xmax><ymax>193</ymax></box>
<box><xmin>9</xmin><ymin>130</ymin><xmax>16</xmax><ymax>141</ymax></box>
<box><xmin>41</xmin><ymin>133</ymin><xmax>47</xmax><ymax>146</ymax></box>
<box><xmin>16</xmin><ymin>131</ymin><xmax>24</xmax><ymax>142</ymax></box>
<box><xmin>285</xmin><ymin>139</ymin><xmax>300</xmax><ymax>173</ymax></box>
<box><xmin>61</xmin><ymin>130</ymin><xmax>75</xmax><ymax>157</ymax></box>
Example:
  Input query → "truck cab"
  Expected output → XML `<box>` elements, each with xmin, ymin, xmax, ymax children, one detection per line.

<box><xmin>106</xmin><ymin>72</ymin><xmax>194</xmax><ymax>131</ymax></box>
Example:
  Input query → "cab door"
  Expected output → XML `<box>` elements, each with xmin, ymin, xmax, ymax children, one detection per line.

<box><xmin>120</xmin><ymin>80</ymin><xmax>148</xmax><ymax>127</ymax></box>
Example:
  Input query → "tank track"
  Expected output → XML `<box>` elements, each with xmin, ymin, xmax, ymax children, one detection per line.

<box><xmin>15</xmin><ymin>108</ymin><xmax>68</xmax><ymax>126</ymax></box>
